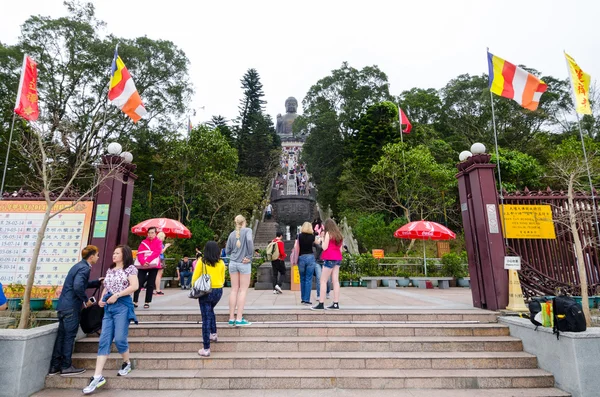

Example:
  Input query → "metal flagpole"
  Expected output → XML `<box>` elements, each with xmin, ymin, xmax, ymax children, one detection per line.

<box><xmin>0</xmin><ymin>114</ymin><xmax>17</xmax><ymax>199</ymax></box>
<box><xmin>564</xmin><ymin>51</ymin><xmax>600</xmax><ymax>242</ymax></box>
<box><xmin>490</xmin><ymin>89</ymin><xmax>509</xmax><ymax>246</ymax></box>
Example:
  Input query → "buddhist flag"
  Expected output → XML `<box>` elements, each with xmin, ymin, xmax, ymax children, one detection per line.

<box><xmin>399</xmin><ymin>106</ymin><xmax>412</xmax><ymax>134</ymax></box>
<box><xmin>108</xmin><ymin>47</ymin><xmax>147</xmax><ymax>122</ymax></box>
<box><xmin>565</xmin><ymin>52</ymin><xmax>592</xmax><ymax>115</ymax></box>
<box><xmin>487</xmin><ymin>52</ymin><xmax>547</xmax><ymax>111</ymax></box>
<box><xmin>188</xmin><ymin>117</ymin><xmax>193</xmax><ymax>134</ymax></box>
<box><xmin>14</xmin><ymin>55</ymin><xmax>39</xmax><ymax>121</ymax></box>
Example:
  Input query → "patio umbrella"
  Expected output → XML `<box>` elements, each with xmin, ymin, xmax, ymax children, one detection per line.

<box><xmin>394</xmin><ymin>220</ymin><xmax>456</xmax><ymax>276</ymax></box>
<box><xmin>131</xmin><ymin>218</ymin><xmax>192</xmax><ymax>239</ymax></box>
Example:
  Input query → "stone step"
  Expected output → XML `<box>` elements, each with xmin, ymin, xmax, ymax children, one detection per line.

<box><xmin>45</xmin><ymin>368</ymin><xmax>555</xmax><ymax>390</ymax></box>
<box><xmin>133</xmin><ymin>310</ymin><xmax>499</xmax><ymax>323</ymax></box>
<box><xmin>71</xmin><ymin>351</ymin><xmax>538</xmax><ymax>371</ymax></box>
<box><xmin>127</xmin><ymin>322</ymin><xmax>510</xmax><ymax>338</ymax></box>
<box><xmin>33</xmin><ymin>388</ymin><xmax>573</xmax><ymax>397</ymax></box>
<box><xmin>74</xmin><ymin>336</ymin><xmax>523</xmax><ymax>353</ymax></box>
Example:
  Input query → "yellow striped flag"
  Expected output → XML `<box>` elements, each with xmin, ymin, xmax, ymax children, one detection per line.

<box><xmin>487</xmin><ymin>52</ymin><xmax>547</xmax><ymax>111</ymax></box>
<box><xmin>108</xmin><ymin>47</ymin><xmax>147</xmax><ymax>122</ymax></box>
<box><xmin>565</xmin><ymin>52</ymin><xmax>592</xmax><ymax>115</ymax></box>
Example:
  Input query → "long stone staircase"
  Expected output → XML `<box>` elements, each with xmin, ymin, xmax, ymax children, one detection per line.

<box><xmin>45</xmin><ymin>310</ymin><xmax>568</xmax><ymax>395</ymax></box>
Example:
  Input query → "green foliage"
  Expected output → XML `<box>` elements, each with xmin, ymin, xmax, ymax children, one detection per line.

<box><xmin>351</xmin><ymin>101</ymin><xmax>400</xmax><ymax>176</ymax></box>
<box><xmin>352</xmin><ymin>213</ymin><xmax>407</xmax><ymax>252</ymax></box>
<box><xmin>490</xmin><ymin>148</ymin><xmax>545</xmax><ymax>191</ymax></box>
<box><xmin>440</xmin><ymin>252</ymin><xmax>468</xmax><ymax>278</ymax></box>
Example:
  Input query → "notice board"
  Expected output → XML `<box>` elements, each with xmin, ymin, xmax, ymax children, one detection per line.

<box><xmin>0</xmin><ymin>201</ymin><xmax>93</xmax><ymax>285</ymax></box>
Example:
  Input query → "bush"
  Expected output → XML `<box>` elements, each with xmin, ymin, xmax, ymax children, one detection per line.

<box><xmin>441</xmin><ymin>252</ymin><xmax>468</xmax><ymax>278</ymax></box>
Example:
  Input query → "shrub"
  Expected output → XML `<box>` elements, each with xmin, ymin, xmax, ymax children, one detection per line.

<box><xmin>441</xmin><ymin>252</ymin><xmax>468</xmax><ymax>278</ymax></box>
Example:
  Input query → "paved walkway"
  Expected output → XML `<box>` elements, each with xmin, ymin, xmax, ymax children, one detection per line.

<box><xmin>135</xmin><ymin>286</ymin><xmax>478</xmax><ymax>311</ymax></box>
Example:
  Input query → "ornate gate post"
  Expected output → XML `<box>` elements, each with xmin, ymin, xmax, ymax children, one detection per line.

<box><xmin>89</xmin><ymin>155</ymin><xmax>137</xmax><ymax>280</ymax></box>
<box><xmin>456</xmin><ymin>152</ymin><xmax>508</xmax><ymax>311</ymax></box>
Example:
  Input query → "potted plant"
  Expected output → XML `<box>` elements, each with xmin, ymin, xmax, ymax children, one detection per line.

<box><xmin>380</xmin><ymin>268</ymin><xmax>395</xmax><ymax>287</ymax></box>
<box><xmin>395</xmin><ymin>269</ymin><xmax>410</xmax><ymax>287</ymax></box>
<box><xmin>339</xmin><ymin>271</ymin><xmax>351</xmax><ymax>287</ymax></box>
<box><xmin>441</xmin><ymin>252</ymin><xmax>468</xmax><ymax>287</ymax></box>
<box><xmin>4</xmin><ymin>283</ymin><xmax>25</xmax><ymax>311</ymax></box>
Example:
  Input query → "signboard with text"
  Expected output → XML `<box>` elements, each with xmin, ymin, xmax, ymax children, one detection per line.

<box><xmin>499</xmin><ymin>204</ymin><xmax>556</xmax><ymax>239</ymax></box>
<box><xmin>0</xmin><ymin>201</ymin><xmax>93</xmax><ymax>286</ymax></box>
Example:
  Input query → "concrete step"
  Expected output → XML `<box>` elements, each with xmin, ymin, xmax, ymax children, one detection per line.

<box><xmin>74</xmin><ymin>335</ymin><xmax>523</xmax><ymax>353</ymax></box>
<box><xmin>71</xmin><ymin>351</ymin><xmax>538</xmax><ymax>371</ymax></box>
<box><xmin>45</xmin><ymin>368</ymin><xmax>555</xmax><ymax>390</ymax></box>
<box><xmin>127</xmin><ymin>322</ymin><xmax>510</xmax><ymax>338</ymax></box>
<box><xmin>33</xmin><ymin>388</ymin><xmax>573</xmax><ymax>397</ymax></box>
<box><xmin>133</xmin><ymin>310</ymin><xmax>499</xmax><ymax>324</ymax></box>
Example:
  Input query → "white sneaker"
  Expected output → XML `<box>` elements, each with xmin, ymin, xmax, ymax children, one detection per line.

<box><xmin>83</xmin><ymin>375</ymin><xmax>106</xmax><ymax>394</ymax></box>
<box><xmin>117</xmin><ymin>361</ymin><xmax>131</xmax><ymax>376</ymax></box>
<box><xmin>326</xmin><ymin>293</ymin><xmax>331</xmax><ymax>299</ymax></box>
<box><xmin>273</xmin><ymin>289</ymin><xmax>278</xmax><ymax>294</ymax></box>
<box><xmin>275</xmin><ymin>285</ymin><xmax>282</xmax><ymax>293</ymax></box>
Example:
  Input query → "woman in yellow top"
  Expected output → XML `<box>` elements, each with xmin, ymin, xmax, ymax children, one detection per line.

<box><xmin>192</xmin><ymin>241</ymin><xmax>225</xmax><ymax>357</ymax></box>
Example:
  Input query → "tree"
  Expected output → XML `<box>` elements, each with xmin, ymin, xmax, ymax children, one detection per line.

<box><xmin>303</xmin><ymin>62</ymin><xmax>391</xmax><ymax>139</ymax></box>
<box><xmin>491</xmin><ymin>148</ymin><xmax>545</xmax><ymax>192</ymax></box>
<box><xmin>351</xmin><ymin>101</ymin><xmax>400</xmax><ymax>176</ymax></box>
<box><xmin>348</xmin><ymin>143</ymin><xmax>456</xmax><ymax>225</ymax></box>
<box><xmin>0</xmin><ymin>1</ymin><xmax>192</xmax><ymax>186</ymax></box>
<box><xmin>17</xmin><ymin>122</ymin><xmax>120</xmax><ymax>329</ymax></box>
<box><xmin>549</xmin><ymin>137</ymin><xmax>600</xmax><ymax>326</ymax></box>
<box><xmin>207</xmin><ymin>115</ymin><xmax>234</xmax><ymax>145</ymax></box>
<box><xmin>235</xmin><ymin>69</ymin><xmax>279</xmax><ymax>180</ymax></box>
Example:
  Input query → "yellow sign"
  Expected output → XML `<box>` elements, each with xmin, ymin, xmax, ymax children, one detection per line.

<box><xmin>291</xmin><ymin>264</ymin><xmax>300</xmax><ymax>291</ymax></box>
<box><xmin>499</xmin><ymin>204</ymin><xmax>556</xmax><ymax>239</ymax></box>
<box><xmin>506</xmin><ymin>270</ymin><xmax>528</xmax><ymax>312</ymax></box>
<box><xmin>372</xmin><ymin>249</ymin><xmax>384</xmax><ymax>259</ymax></box>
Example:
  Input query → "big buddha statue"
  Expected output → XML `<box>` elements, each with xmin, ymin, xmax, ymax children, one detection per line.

<box><xmin>276</xmin><ymin>97</ymin><xmax>299</xmax><ymax>138</ymax></box>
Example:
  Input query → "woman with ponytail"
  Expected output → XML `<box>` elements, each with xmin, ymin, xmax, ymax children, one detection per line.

<box><xmin>225</xmin><ymin>215</ymin><xmax>254</xmax><ymax>326</ymax></box>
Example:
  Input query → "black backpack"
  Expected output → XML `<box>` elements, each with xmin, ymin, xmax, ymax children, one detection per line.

<box><xmin>553</xmin><ymin>296</ymin><xmax>586</xmax><ymax>338</ymax></box>
<box><xmin>528</xmin><ymin>296</ymin><xmax>550</xmax><ymax>328</ymax></box>
<box><xmin>80</xmin><ymin>304</ymin><xmax>104</xmax><ymax>334</ymax></box>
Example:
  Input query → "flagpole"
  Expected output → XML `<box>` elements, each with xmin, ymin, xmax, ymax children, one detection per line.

<box><xmin>0</xmin><ymin>114</ymin><xmax>17</xmax><ymax>200</ymax></box>
<box><xmin>489</xmin><ymin>89</ymin><xmax>508</xmax><ymax>247</ymax></box>
<box><xmin>564</xmin><ymin>51</ymin><xmax>600</xmax><ymax>241</ymax></box>
<box><xmin>398</xmin><ymin>104</ymin><xmax>406</xmax><ymax>172</ymax></box>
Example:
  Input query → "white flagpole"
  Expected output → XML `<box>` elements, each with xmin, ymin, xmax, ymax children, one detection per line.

<box><xmin>488</xmin><ymin>48</ymin><xmax>508</xmax><ymax>246</ymax></box>
<box><xmin>564</xmin><ymin>51</ymin><xmax>600</xmax><ymax>241</ymax></box>
<box><xmin>0</xmin><ymin>54</ymin><xmax>28</xmax><ymax>199</ymax></box>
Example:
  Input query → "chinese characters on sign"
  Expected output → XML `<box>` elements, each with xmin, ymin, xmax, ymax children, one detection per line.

<box><xmin>499</xmin><ymin>205</ymin><xmax>556</xmax><ymax>239</ymax></box>
<box><xmin>0</xmin><ymin>201</ymin><xmax>93</xmax><ymax>286</ymax></box>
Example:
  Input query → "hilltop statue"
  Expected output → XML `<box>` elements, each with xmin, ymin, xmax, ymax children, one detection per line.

<box><xmin>276</xmin><ymin>97</ymin><xmax>299</xmax><ymax>137</ymax></box>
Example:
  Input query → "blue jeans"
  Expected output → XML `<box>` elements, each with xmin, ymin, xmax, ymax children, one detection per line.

<box><xmin>50</xmin><ymin>308</ymin><xmax>80</xmax><ymax>369</ymax></box>
<box><xmin>314</xmin><ymin>263</ymin><xmax>331</xmax><ymax>299</ymax></box>
<box><xmin>179</xmin><ymin>271</ymin><xmax>192</xmax><ymax>287</ymax></box>
<box><xmin>98</xmin><ymin>297</ymin><xmax>131</xmax><ymax>355</ymax></box>
<box><xmin>298</xmin><ymin>254</ymin><xmax>316</xmax><ymax>302</ymax></box>
<box><xmin>198</xmin><ymin>288</ymin><xmax>223</xmax><ymax>349</ymax></box>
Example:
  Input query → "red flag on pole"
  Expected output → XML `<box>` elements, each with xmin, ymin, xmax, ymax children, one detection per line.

<box><xmin>399</xmin><ymin>107</ymin><xmax>411</xmax><ymax>134</ymax></box>
<box><xmin>14</xmin><ymin>55</ymin><xmax>39</xmax><ymax>121</ymax></box>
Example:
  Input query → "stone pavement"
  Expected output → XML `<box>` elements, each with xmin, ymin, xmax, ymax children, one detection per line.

<box><xmin>138</xmin><ymin>286</ymin><xmax>478</xmax><ymax>311</ymax></box>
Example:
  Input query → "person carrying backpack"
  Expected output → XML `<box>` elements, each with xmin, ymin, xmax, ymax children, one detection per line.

<box><xmin>268</xmin><ymin>232</ymin><xmax>287</xmax><ymax>294</ymax></box>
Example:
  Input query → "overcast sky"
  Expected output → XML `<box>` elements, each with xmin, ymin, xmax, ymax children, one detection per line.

<box><xmin>1</xmin><ymin>0</ymin><xmax>599</xmax><ymax>127</ymax></box>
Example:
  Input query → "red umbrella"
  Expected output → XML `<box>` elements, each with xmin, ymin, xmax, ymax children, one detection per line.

<box><xmin>394</xmin><ymin>220</ymin><xmax>456</xmax><ymax>275</ymax></box>
<box><xmin>131</xmin><ymin>218</ymin><xmax>192</xmax><ymax>239</ymax></box>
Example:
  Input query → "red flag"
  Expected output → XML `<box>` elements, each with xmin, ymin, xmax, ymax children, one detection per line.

<box><xmin>14</xmin><ymin>55</ymin><xmax>39</xmax><ymax>121</ymax></box>
<box><xmin>399</xmin><ymin>107</ymin><xmax>411</xmax><ymax>134</ymax></box>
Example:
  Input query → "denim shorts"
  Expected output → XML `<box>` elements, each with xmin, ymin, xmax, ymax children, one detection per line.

<box><xmin>323</xmin><ymin>260</ymin><xmax>342</xmax><ymax>269</ymax></box>
<box><xmin>229</xmin><ymin>261</ymin><xmax>251</xmax><ymax>274</ymax></box>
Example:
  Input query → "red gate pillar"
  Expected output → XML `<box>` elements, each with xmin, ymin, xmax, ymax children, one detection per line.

<box><xmin>89</xmin><ymin>155</ymin><xmax>137</xmax><ymax>281</ymax></box>
<box><xmin>456</xmin><ymin>153</ymin><xmax>508</xmax><ymax>311</ymax></box>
